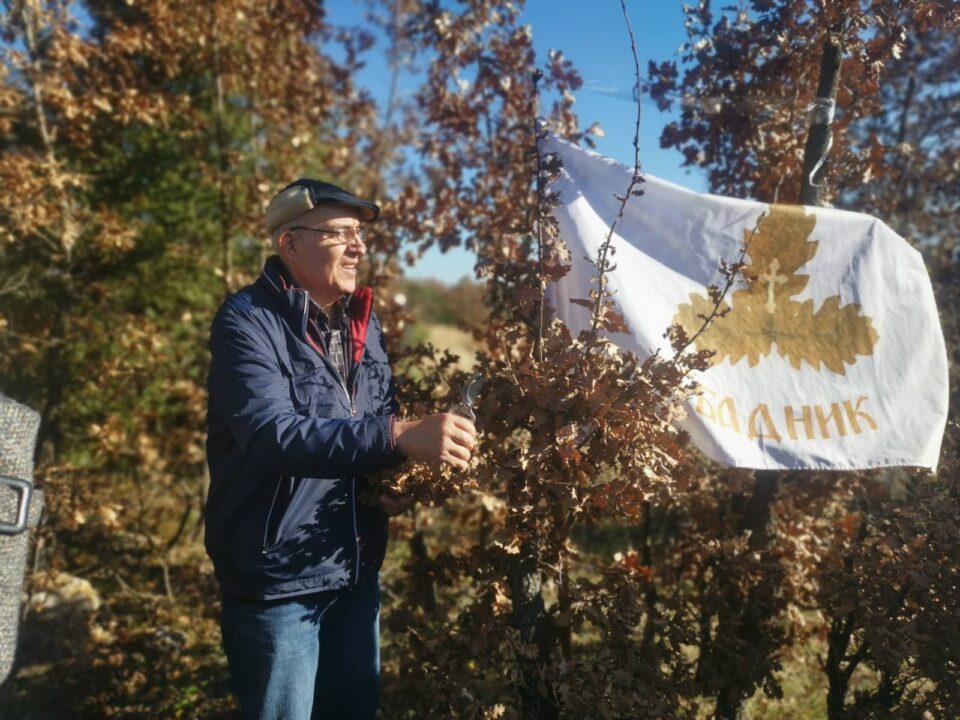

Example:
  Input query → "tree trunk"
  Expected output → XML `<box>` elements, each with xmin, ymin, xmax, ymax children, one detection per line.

<box><xmin>714</xmin><ymin>19</ymin><xmax>846</xmax><ymax>718</ymax></box>
<box><xmin>637</xmin><ymin>501</ymin><xmax>661</xmax><ymax>662</ymax></box>
<box><xmin>825</xmin><ymin>613</ymin><xmax>855</xmax><ymax>720</ymax></box>
<box><xmin>713</xmin><ymin>471</ymin><xmax>782</xmax><ymax>720</ymax></box>
<box><xmin>800</xmin><ymin>23</ymin><xmax>845</xmax><ymax>206</ymax></box>
<box><xmin>22</xmin><ymin>0</ymin><xmax>75</xmax><ymax>466</ymax></box>
<box><xmin>508</xmin><ymin>537</ymin><xmax>557</xmax><ymax>720</ymax></box>
<box><xmin>409</xmin><ymin>530</ymin><xmax>437</xmax><ymax>614</ymax></box>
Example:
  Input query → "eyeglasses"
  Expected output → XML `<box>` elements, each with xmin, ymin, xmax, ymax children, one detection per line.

<box><xmin>288</xmin><ymin>225</ymin><xmax>366</xmax><ymax>247</ymax></box>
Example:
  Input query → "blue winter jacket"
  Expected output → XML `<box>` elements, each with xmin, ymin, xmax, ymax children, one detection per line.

<box><xmin>204</xmin><ymin>256</ymin><xmax>404</xmax><ymax>600</ymax></box>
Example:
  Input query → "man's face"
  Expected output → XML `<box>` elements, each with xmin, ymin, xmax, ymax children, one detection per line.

<box><xmin>277</xmin><ymin>205</ymin><xmax>366</xmax><ymax>308</ymax></box>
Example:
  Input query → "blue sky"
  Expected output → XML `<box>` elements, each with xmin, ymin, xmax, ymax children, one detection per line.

<box><xmin>326</xmin><ymin>1</ymin><xmax>707</xmax><ymax>281</ymax></box>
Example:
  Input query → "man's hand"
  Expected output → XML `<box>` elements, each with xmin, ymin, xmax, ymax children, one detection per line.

<box><xmin>394</xmin><ymin>413</ymin><xmax>477</xmax><ymax>470</ymax></box>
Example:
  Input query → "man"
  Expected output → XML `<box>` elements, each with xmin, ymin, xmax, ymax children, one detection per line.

<box><xmin>204</xmin><ymin>178</ymin><xmax>477</xmax><ymax>720</ymax></box>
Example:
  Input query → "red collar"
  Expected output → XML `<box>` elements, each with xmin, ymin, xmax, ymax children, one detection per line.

<box><xmin>265</xmin><ymin>256</ymin><xmax>374</xmax><ymax>366</ymax></box>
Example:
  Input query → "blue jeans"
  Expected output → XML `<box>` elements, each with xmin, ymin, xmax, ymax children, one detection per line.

<box><xmin>220</xmin><ymin>573</ymin><xmax>381</xmax><ymax>720</ymax></box>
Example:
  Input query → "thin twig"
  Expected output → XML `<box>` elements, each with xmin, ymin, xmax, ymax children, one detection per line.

<box><xmin>366</xmin><ymin>0</ymin><xmax>407</xmax><ymax>203</ymax></box>
<box><xmin>22</xmin><ymin>0</ymin><xmax>78</xmax><ymax>260</ymax></box>
<box><xmin>675</xmin><ymin>210</ymin><xmax>767</xmax><ymax>358</ymax></box>
<box><xmin>211</xmin><ymin>1</ymin><xmax>232</xmax><ymax>295</ymax></box>
<box><xmin>160</xmin><ymin>560</ymin><xmax>175</xmax><ymax>600</ymax></box>
<box><xmin>0</xmin><ymin>268</ymin><xmax>30</xmax><ymax>297</ymax></box>
<box><xmin>582</xmin><ymin>0</ymin><xmax>644</xmax><ymax>356</ymax></box>
<box><xmin>113</xmin><ymin>571</ymin><xmax>165</xmax><ymax>601</ymax></box>
<box><xmin>532</xmin><ymin>69</ymin><xmax>547</xmax><ymax>366</ymax></box>
<box><xmin>500</xmin><ymin>332</ymin><xmax>526</xmax><ymax>397</ymax></box>
<box><xmin>163</xmin><ymin>493</ymin><xmax>194</xmax><ymax>554</ymax></box>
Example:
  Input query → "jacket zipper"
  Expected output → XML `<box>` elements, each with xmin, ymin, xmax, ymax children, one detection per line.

<box><xmin>260</xmin><ymin>476</ymin><xmax>285</xmax><ymax>555</ymax></box>
<box><xmin>345</xmin><ymin>343</ymin><xmax>361</xmax><ymax>584</ymax></box>
<box><xmin>351</xmin><ymin>476</ymin><xmax>361</xmax><ymax>586</ymax></box>
<box><xmin>299</xmin><ymin>291</ymin><xmax>361</xmax><ymax>584</ymax></box>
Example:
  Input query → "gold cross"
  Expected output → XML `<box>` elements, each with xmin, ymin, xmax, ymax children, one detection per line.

<box><xmin>758</xmin><ymin>258</ymin><xmax>788</xmax><ymax>313</ymax></box>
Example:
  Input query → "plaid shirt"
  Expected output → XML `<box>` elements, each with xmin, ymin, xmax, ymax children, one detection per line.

<box><xmin>306</xmin><ymin>297</ymin><xmax>352</xmax><ymax>384</ymax></box>
<box><xmin>274</xmin><ymin>260</ymin><xmax>354</xmax><ymax>384</ymax></box>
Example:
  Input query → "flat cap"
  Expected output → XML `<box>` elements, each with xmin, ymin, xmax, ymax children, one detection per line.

<box><xmin>265</xmin><ymin>179</ymin><xmax>379</xmax><ymax>234</ymax></box>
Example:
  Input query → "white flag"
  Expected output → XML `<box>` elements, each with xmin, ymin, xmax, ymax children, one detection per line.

<box><xmin>545</xmin><ymin>135</ymin><xmax>948</xmax><ymax>470</ymax></box>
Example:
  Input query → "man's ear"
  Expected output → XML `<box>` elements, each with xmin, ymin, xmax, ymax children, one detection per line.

<box><xmin>276</xmin><ymin>230</ymin><xmax>296</xmax><ymax>258</ymax></box>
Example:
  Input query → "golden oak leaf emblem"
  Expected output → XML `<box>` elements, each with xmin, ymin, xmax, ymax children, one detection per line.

<box><xmin>673</xmin><ymin>205</ymin><xmax>879</xmax><ymax>375</ymax></box>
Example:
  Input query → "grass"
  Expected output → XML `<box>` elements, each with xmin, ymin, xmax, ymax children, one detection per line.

<box><xmin>419</xmin><ymin>323</ymin><xmax>480</xmax><ymax>372</ymax></box>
